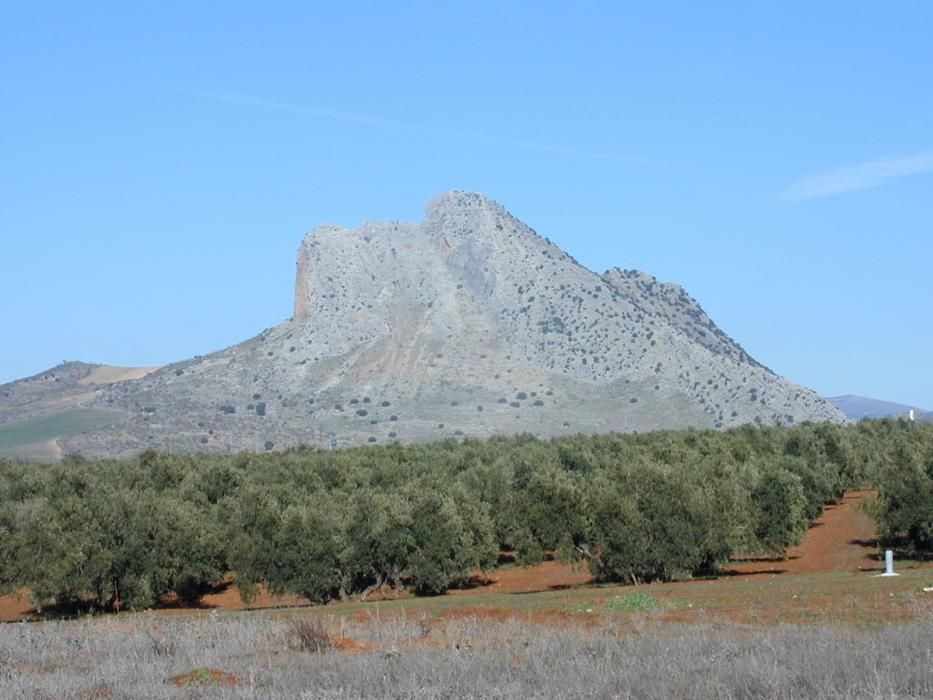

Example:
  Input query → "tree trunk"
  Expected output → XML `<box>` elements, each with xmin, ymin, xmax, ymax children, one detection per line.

<box><xmin>359</xmin><ymin>574</ymin><xmax>384</xmax><ymax>602</ymax></box>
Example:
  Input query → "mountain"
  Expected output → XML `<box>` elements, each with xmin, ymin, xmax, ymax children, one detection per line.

<box><xmin>826</xmin><ymin>395</ymin><xmax>931</xmax><ymax>422</ymax></box>
<box><xmin>0</xmin><ymin>191</ymin><xmax>844</xmax><ymax>459</ymax></box>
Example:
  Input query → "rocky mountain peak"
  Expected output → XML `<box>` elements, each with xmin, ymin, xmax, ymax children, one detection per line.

<box><xmin>422</xmin><ymin>190</ymin><xmax>543</xmax><ymax>248</ymax></box>
<box><xmin>292</xmin><ymin>191</ymin><xmax>538</xmax><ymax>326</ymax></box>
<box><xmin>425</xmin><ymin>190</ymin><xmax>508</xmax><ymax>218</ymax></box>
<box><xmin>2</xmin><ymin>192</ymin><xmax>846</xmax><ymax>458</ymax></box>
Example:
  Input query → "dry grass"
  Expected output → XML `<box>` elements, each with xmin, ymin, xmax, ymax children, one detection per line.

<box><xmin>0</xmin><ymin>610</ymin><xmax>929</xmax><ymax>698</ymax></box>
<box><xmin>286</xmin><ymin>618</ymin><xmax>330</xmax><ymax>653</ymax></box>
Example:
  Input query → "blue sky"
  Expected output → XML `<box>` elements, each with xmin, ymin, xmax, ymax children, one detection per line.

<box><xmin>2</xmin><ymin>1</ymin><xmax>931</xmax><ymax>408</ymax></box>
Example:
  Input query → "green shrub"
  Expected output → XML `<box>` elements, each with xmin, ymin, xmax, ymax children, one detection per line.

<box><xmin>604</xmin><ymin>591</ymin><xmax>657</xmax><ymax>611</ymax></box>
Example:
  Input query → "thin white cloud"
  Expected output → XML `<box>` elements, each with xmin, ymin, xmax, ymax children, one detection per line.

<box><xmin>183</xmin><ymin>89</ymin><xmax>659</xmax><ymax>165</ymax></box>
<box><xmin>784</xmin><ymin>150</ymin><xmax>933</xmax><ymax>201</ymax></box>
<box><xmin>183</xmin><ymin>90</ymin><xmax>407</xmax><ymax>129</ymax></box>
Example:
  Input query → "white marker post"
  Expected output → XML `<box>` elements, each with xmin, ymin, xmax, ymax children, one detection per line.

<box><xmin>879</xmin><ymin>549</ymin><xmax>900</xmax><ymax>577</ymax></box>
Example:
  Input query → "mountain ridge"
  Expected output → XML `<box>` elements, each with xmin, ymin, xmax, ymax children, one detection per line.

<box><xmin>827</xmin><ymin>394</ymin><xmax>930</xmax><ymax>422</ymax></box>
<box><xmin>0</xmin><ymin>191</ymin><xmax>845</xmax><ymax>459</ymax></box>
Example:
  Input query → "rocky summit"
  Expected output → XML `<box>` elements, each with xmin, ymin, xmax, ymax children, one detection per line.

<box><xmin>1</xmin><ymin>191</ymin><xmax>844</xmax><ymax>458</ymax></box>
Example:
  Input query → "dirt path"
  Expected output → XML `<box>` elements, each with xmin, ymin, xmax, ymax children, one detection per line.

<box><xmin>726</xmin><ymin>489</ymin><xmax>880</xmax><ymax>576</ymax></box>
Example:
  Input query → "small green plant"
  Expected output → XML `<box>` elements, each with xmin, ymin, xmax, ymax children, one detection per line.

<box><xmin>605</xmin><ymin>591</ymin><xmax>658</xmax><ymax>611</ymax></box>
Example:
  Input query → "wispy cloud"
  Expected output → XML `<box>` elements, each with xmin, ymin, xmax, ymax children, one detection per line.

<box><xmin>183</xmin><ymin>90</ymin><xmax>407</xmax><ymax>129</ymax></box>
<box><xmin>784</xmin><ymin>150</ymin><xmax>933</xmax><ymax>201</ymax></box>
<box><xmin>183</xmin><ymin>89</ymin><xmax>659</xmax><ymax>165</ymax></box>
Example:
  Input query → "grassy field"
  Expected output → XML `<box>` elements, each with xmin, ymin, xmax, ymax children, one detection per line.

<box><xmin>0</xmin><ymin>607</ymin><xmax>929</xmax><ymax>698</ymax></box>
<box><xmin>0</xmin><ymin>409</ymin><xmax>114</xmax><ymax>460</ymax></box>
<box><xmin>2</xmin><ymin>555</ymin><xmax>929</xmax><ymax>697</ymax></box>
<box><xmin>287</xmin><ymin>565</ymin><xmax>933</xmax><ymax>627</ymax></box>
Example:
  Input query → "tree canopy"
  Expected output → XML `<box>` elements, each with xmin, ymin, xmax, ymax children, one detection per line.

<box><xmin>0</xmin><ymin>419</ymin><xmax>928</xmax><ymax>612</ymax></box>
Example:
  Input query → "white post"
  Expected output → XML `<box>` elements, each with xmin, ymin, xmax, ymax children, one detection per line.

<box><xmin>879</xmin><ymin>549</ymin><xmax>900</xmax><ymax>577</ymax></box>
<box><xmin>908</xmin><ymin>409</ymin><xmax>915</xmax><ymax>421</ymax></box>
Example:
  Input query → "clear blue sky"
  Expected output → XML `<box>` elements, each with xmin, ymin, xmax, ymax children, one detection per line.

<box><xmin>2</xmin><ymin>2</ymin><xmax>931</xmax><ymax>408</ymax></box>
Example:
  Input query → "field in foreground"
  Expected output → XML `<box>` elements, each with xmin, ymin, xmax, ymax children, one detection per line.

<box><xmin>0</xmin><ymin>491</ymin><xmax>930</xmax><ymax>698</ymax></box>
<box><xmin>1</xmin><ymin>611</ymin><xmax>930</xmax><ymax>699</ymax></box>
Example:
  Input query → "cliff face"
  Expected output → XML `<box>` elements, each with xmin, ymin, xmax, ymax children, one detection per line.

<box><xmin>4</xmin><ymin>191</ymin><xmax>845</xmax><ymax>458</ymax></box>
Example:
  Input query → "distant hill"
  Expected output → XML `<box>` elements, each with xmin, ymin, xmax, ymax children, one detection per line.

<box><xmin>826</xmin><ymin>395</ymin><xmax>931</xmax><ymax>422</ymax></box>
<box><xmin>0</xmin><ymin>363</ymin><xmax>158</xmax><ymax>460</ymax></box>
<box><xmin>0</xmin><ymin>191</ymin><xmax>844</xmax><ymax>459</ymax></box>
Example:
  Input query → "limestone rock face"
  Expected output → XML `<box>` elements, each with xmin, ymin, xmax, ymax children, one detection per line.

<box><xmin>8</xmin><ymin>191</ymin><xmax>844</xmax><ymax>457</ymax></box>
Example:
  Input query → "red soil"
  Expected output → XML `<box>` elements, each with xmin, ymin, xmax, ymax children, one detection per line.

<box><xmin>448</xmin><ymin>558</ymin><xmax>592</xmax><ymax>597</ymax></box>
<box><xmin>331</xmin><ymin>635</ymin><xmax>378</xmax><ymax>653</ymax></box>
<box><xmin>725</xmin><ymin>489</ymin><xmax>881</xmax><ymax>577</ymax></box>
<box><xmin>0</xmin><ymin>589</ymin><xmax>34</xmax><ymax>622</ymax></box>
<box><xmin>176</xmin><ymin>579</ymin><xmax>309</xmax><ymax>613</ymax></box>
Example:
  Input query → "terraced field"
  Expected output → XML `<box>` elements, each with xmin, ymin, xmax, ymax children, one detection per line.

<box><xmin>0</xmin><ymin>409</ymin><xmax>115</xmax><ymax>460</ymax></box>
